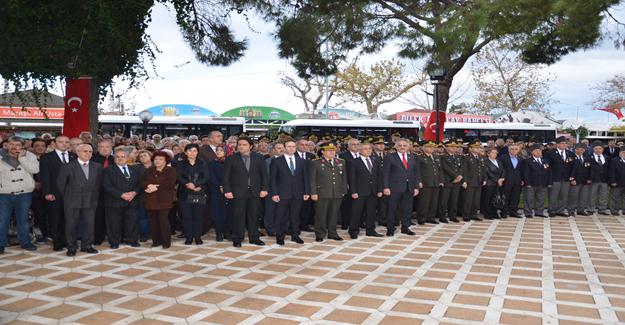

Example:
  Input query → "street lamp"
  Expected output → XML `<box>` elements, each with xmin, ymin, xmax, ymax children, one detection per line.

<box><xmin>428</xmin><ymin>68</ymin><xmax>446</xmax><ymax>144</ymax></box>
<box><xmin>138</xmin><ymin>110</ymin><xmax>153</xmax><ymax>142</ymax></box>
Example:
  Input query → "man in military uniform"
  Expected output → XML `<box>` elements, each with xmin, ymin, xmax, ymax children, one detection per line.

<box><xmin>372</xmin><ymin>136</ymin><xmax>388</xmax><ymax>226</ymax></box>
<box><xmin>416</xmin><ymin>140</ymin><xmax>444</xmax><ymax>224</ymax></box>
<box><xmin>462</xmin><ymin>140</ymin><xmax>486</xmax><ymax>221</ymax></box>
<box><xmin>309</xmin><ymin>143</ymin><xmax>348</xmax><ymax>242</ymax></box>
<box><xmin>439</xmin><ymin>140</ymin><xmax>463</xmax><ymax>223</ymax></box>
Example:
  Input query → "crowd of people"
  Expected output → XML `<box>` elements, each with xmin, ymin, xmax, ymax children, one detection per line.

<box><xmin>1</xmin><ymin>129</ymin><xmax>624</xmax><ymax>256</ymax></box>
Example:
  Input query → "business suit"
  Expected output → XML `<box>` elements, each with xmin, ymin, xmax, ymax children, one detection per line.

<box><xmin>199</xmin><ymin>144</ymin><xmax>218</xmax><ymax>234</ymax></box>
<box><xmin>605</xmin><ymin>146</ymin><xmax>619</xmax><ymax>159</ymax></box>
<box><xmin>482</xmin><ymin>158</ymin><xmax>504</xmax><ymax>219</ymax></box>
<box><xmin>545</xmin><ymin>149</ymin><xmax>573</xmax><ymax>215</ymax></box>
<box><xmin>348</xmin><ymin>156</ymin><xmax>381</xmax><ymax>237</ymax></box>
<box><xmin>39</xmin><ymin>150</ymin><xmax>76</xmax><ymax>250</ymax></box>
<box><xmin>339</xmin><ymin>151</ymin><xmax>359</xmax><ymax>229</ymax></box>
<box><xmin>569</xmin><ymin>154</ymin><xmax>592</xmax><ymax>215</ymax></box>
<box><xmin>56</xmin><ymin>160</ymin><xmax>103</xmax><ymax>251</ymax></box>
<box><xmin>501</xmin><ymin>154</ymin><xmax>524</xmax><ymax>217</ymax></box>
<box><xmin>372</xmin><ymin>151</ymin><xmax>388</xmax><ymax>225</ymax></box>
<box><xmin>462</xmin><ymin>154</ymin><xmax>486</xmax><ymax>221</ymax></box>
<box><xmin>296</xmin><ymin>151</ymin><xmax>316</xmax><ymax>230</ymax></box>
<box><xmin>223</xmin><ymin>152</ymin><xmax>269</xmax><ymax>244</ymax></box>
<box><xmin>309</xmin><ymin>157</ymin><xmax>347</xmax><ymax>240</ymax></box>
<box><xmin>522</xmin><ymin>157</ymin><xmax>552</xmax><ymax>217</ymax></box>
<box><xmin>270</xmin><ymin>154</ymin><xmax>309</xmax><ymax>241</ymax></box>
<box><xmin>589</xmin><ymin>153</ymin><xmax>609</xmax><ymax>213</ymax></box>
<box><xmin>608</xmin><ymin>156</ymin><xmax>625</xmax><ymax>215</ymax></box>
<box><xmin>199</xmin><ymin>145</ymin><xmax>217</xmax><ymax>163</ymax></box>
<box><xmin>439</xmin><ymin>152</ymin><xmax>464</xmax><ymax>221</ymax></box>
<box><xmin>91</xmin><ymin>154</ymin><xmax>114</xmax><ymax>245</ymax></box>
<box><xmin>102</xmin><ymin>164</ymin><xmax>141</xmax><ymax>246</ymax></box>
<box><xmin>416</xmin><ymin>153</ymin><xmax>443</xmax><ymax>223</ymax></box>
<box><xmin>383</xmin><ymin>152</ymin><xmax>420</xmax><ymax>233</ymax></box>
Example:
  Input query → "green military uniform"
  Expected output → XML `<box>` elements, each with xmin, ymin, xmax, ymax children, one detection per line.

<box><xmin>438</xmin><ymin>142</ymin><xmax>464</xmax><ymax>222</ymax></box>
<box><xmin>309</xmin><ymin>156</ymin><xmax>348</xmax><ymax>240</ymax></box>
<box><xmin>416</xmin><ymin>141</ymin><xmax>444</xmax><ymax>224</ymax></box>
<box><xmin>462</xmin><ymin>142</ymin><xmax>486</xmax><ymax>221</ymax></box>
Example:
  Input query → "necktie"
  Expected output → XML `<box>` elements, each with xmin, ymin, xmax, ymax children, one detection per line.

<box><xmin>561</xmin><ymin>150</ymin><xmax>565</xmax><ymax>160</ymax></box>
<box><xmin>401</xmin><ymin>154</ymin><xmax>408</xmax><ymax>170</ymax></box>
<box><xmin>330</xmin><ymin>159</ymin><xmax>334</xmax><ymax>167</ymax></box>
<box><xmin>61</xmin><ymin>152</ymin><xmax>68</xmax><ymax>164</ymax></box>
<box><xmin>123</xmin><ymin>166</ymin><xmax>130</xmax><ymax>178</ymax></box>
<box><xmin>243</xmin><ymin>155</ymin><xmax>250</xmax><ymax>171</ymax></box>
<box><xmin>289</xmin><ymin>157</ymin><xmax>295</xmax><ymax>175</ymax></box>
<box><xmin>366</xmin><ymin>157</ymin><xmax>372</xmax><ymax>173</ymax></box>
<box><xmin>599</xmin><ymin>155</ymin><xmax>603</xmax><ymax>165</ymax></box>
<box><xmin>103</xmin><ymin>158</ymin><xmax>109</xmax><ymax>168</ymax></box>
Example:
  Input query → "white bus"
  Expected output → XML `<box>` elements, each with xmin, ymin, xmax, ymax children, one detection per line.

<box><xmin>278</xmin><ymin>119</ymin><xmax>420</xmax><ymax>140</ymax></box>
<box><xmin>98</xmin><ymin>115</ymin><xmax>246</xmax><ymax>138</ymax></box>
<box><xmin>444</xmin><ymin>122</ymin><xmax>558</xmax><ymax>143</ymax></box>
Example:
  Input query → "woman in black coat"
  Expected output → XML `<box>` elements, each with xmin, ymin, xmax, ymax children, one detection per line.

<box><xmin>176</xmin><ymin>144</ymin><xmax>209</xmax><ymax>245</ymax></box>
<box><xmin>482</xmin><ymin>148</ymin><xmax>505</xmax><ymax>219</ymax></box>
<box><xmin>208</xmin><ymin>146</ymin><xmax>229</xmax><ymax>241</ymax></box>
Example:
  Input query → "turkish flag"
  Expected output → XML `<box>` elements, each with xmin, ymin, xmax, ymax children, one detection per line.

<box><xmin>63</xmin><ymin>77</ymin><xmax>91</xmax><ymax>138</ymax></box>
<box><xmin>595</xmin><ymin>100</ymin><xmax>625</xmax><ymax>120</ymax></box>
<box><xmin>423</xmin><ymin>111</ymin><xmax>446</xmax><ymax>141</ymax></box>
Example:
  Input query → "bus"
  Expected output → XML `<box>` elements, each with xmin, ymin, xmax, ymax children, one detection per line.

<box><xmin>98</xmin><ymin>115</ymin><xmax>246</xmax><ymax>138</ymax></box>
<box><xmin>278</xmin><ymin>119</ymin><xmax>420</xmax><ymax>140</ymax></box>
<box><xmin>444</xmin><ymin>122</ymin><xmax>558</xmax><ymax>143</ymax></box>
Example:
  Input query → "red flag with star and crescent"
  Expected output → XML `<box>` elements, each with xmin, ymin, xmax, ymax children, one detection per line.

<box><xmin>62</xmin><ymin>77</ymin><xmax>91</xmax><ymax>138</ymax></box>
<box><xmin>423</xmin><ymin>111</ymin><xmax>446</xmax><ymax>141</ymax></box>
<box><xmin>594</xmin><ymin>99</ymin><xmax>625</xmax><ymax>120</ymax></box>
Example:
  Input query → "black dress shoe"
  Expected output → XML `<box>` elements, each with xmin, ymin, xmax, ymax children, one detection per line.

<box><xmin>535</xmin><ymin>214</ymin><xmax>547</xmax><ymax>218</ymax></box>
<box><xmin>233</xmin><ymin>242</ymin><xmax>242</xmax><ymax>248</ymax></box>
<box><xmin>463</xmin><ymin>217</ymin><xmax>470</xmax><ymax>222</ymax></box>
<box><xmin>110</xmin><ymin>244</ymin><xmax>119</xmax><ymax>249</ymax></box>
<box><xmin>66</xmin><ymin>249</ymin><xmax>76</xmax><ymax>256</ymax></box>
<box><xmin>484</xmin><ymin>216</ymin><xmax>494</xmax><ymax>220</ymax></box>
<box><xmin>549</xmin><ymin>213</ymin><xmax>556</xmax><ymax>218</ymax></box>
<box><xmin>195</xmin><ymin>238</ymin><xmax>203</xmax><ymax>245</ymax></box>
<box><xmin>129</xmin><ymin>242</ymin><xmax>140</xmax><ymax>247</ymax></box>
<box><xmin>471</xmin><ymin>217</ymin><xmax>483</xmax><ymax>221</ymax></box>
<box><xmin>250</xmin><ymin>239</ymin><xmax>266</xmax><ymax>246</ymax></box>
<box><xmin>301</xmin><ymin>226</ymin><xmax>314</xmax><ymax>232</ymax></box>
<box><xmin>425</xmin><ymin>219</ymin><xmax>439</xmax><ymax>224</ymax></box>
<box><xmin>0</xmin><ymin>247</ymin><xmax>4</xmax><ymax>254</ymax></box>
<box><xmin>315</xmin><ymin>237</ymin><xmax>324</xmax><ymax>242</ymax></box>
<box><xmin>292</xmin><ymin>236</ymin><xmax>304</xmax><ymax>244</ymax></box>
<box><xmin>350</xmin><ymin>234</ymin><xmax>358</xmax><ymax>239</ymax></box>
<box><xmin>162</xmin><ymin>243</ymin><xmax>171</xmax><ymax>249</ymax></box>
<box><xmin>386</xmin><ymin>229</ymin><xmax>394</xmax><ymax>237</ymax></box>
<box><xmin>21</xmin><ymin>243</ymin><xmax>37</xmax><ymax>251</ymax></box>
<box><xmin>328</xmin><ymin>235</ymin><xmax>343</xmax><ymax>241</ymax></box>
<box><xmin>500</xmin><ymin>214</ymin><xmax>507</xmax><ymax>219</ymax></box>
<box><xmin>176</xmin><ymin>234</ymin><xmax>185</xmax><ymax>239</ymax></box>
<box><xmin>341</xmin><ymin>225</ymin><xmax>349</xmax><ymax>230</ymax></box>
<box><xmin>81</xmin><ymin>247</ymin><xmax>99</xmax><ymax>254</ymax></box>
<box><xmin>417</xmin><ymin>220</ymin><xmax>425</xmax><ymax>225</ymax></box>
<box><xmin>53</xmin><ymin>246</ymin><xmax>64</xmax><ymax>252</ymax></box>
<box><xmin>184</xmin><ymin>240</ymin><xmax>193</xmax><ymax>245</ymax></box>
<box><xmin>366</xmin><ymin>232</ymin><xmax>384</xmax><ymax>237</ymax></box>
<box><xmin>450</xmin><ymin>217</ymin><xmax>460</xmax><ymax>223</ymax></box>
<box><xmin>401</xmin><ymin>227</ymin><xmax>415</xmax><ymax>235</ymax></box>
<box><xmin>276</xmin><ymin>237</ymin><xmax>285</xmax><ymax>246</ymax></box>
<box><xmin>439</xmin><ymin>218</ymin><xmax>449</xmax><ymax>223</ymax></box>
<box><xmin>216</xmin><ymin>233</ymin><xmax>224</xmax><ymax>242</ymax></box>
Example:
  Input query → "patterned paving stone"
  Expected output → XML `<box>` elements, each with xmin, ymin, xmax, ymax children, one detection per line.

<box><xmin>1</xmin><ymin>217</ymin><xmax>625</xmax><ymax>324</ymax></box>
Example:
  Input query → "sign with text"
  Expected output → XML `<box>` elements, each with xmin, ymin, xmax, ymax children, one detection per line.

<box><xmin>0</xmin><ymin>107</ymin><xmax>65</xmax><ymax>119</ymax></box>
<box><xmin>397</xmin><ymin>112</ymin><xmax>492</xmax><ymax>123</ymax></box>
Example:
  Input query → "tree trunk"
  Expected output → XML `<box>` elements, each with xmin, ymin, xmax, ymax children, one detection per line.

<box><xmin>436</xmin><ymin>82</ymin><xmax>451</xmax><ymax>113</ymax></box>
<box><xmin>366</xmin><ymin>100</ymin><xmax>375</xmax><ymax>115</ymax></box>
<box><xmin>88</xmin><ymin>78</ymin><xmax>99</xmax><ymax>142</ymax></box>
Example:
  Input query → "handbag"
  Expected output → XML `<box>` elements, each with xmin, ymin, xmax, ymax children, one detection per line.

<box><xmin>186</xmin><ymin>192</ymin><xmax>207</xmax><ymax>204</ymax></box>
<box><xmin>491</xmin><ymin>188</ymin><xmax>507</xmax><ymax>210</ymax></box>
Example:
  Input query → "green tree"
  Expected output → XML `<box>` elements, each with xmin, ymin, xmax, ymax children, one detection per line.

<box><xmin>592</xmin><ymin>73</ymin><xmax>625</xmax><ymax>109</ymax></box>
<box><xmin>334</xmin><ymin>59</ymin><xmax>421</xmax><ymax>114</ymax></box>
<box><xmin>0</xmin><ymin>0</ymin><xmax>248</xmax><ymax>132</ymax></box>
<box><xmin>471</xmin><ymin>41</ymin><xmax>556</xmax><ymax>114</ymax></box>
<box><xmin>248</xmin><ymin>0</ymin><xmax>620</xmax><ymax>114</ymax></box>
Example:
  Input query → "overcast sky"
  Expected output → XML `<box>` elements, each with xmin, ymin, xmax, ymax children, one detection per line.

<box><xmin>111</xmin><ymin>3</ymin><xmax>625</xmax><ymax>124</ymax></box>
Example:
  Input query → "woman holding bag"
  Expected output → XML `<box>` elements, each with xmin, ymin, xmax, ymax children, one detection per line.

<box><xmin>176</xmin><ymin>144</ymin><xmax>209</xmax><ymax>245</ymax></box>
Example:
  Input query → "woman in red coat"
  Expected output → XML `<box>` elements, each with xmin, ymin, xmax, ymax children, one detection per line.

<box><xmin>140</xmin><ymin>151</ymin><xmax>177</xmax><ymax>248</ymax></box>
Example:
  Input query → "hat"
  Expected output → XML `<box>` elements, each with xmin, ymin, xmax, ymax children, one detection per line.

<box><xmin>468</xmin><ymin>140</ymin><xmax>481</xmax><ymax>148</ymax></box>
<box><xmin>320</xmin><ymin>142</ymin><xmax>337</xmax><ymax>151</ymax></box>
<box><xmin>392</xmin><ymin>132</ymin><xmax>401</xmax><ymax>137</ymax></box>
<box><xmin>309</xmin><ymin>134</ymin><xmax>318</xmax><ymax>142</ymax></box>
<box><xmin>422</xmin><ymin>140</ymin><xmax>438</xmax><ymax>148</ymax></box>
<box><xmin>529</xmin><ymin>144</ymin><xmax>542</xmax><ymax>152</ymax></box>
<box><xmin>592</xmin><ymin>141</ymin><xmax>604</xmax><ymax>148</ymax></box>
<box><xmin>373</xmin><ymin>136</ymin><xmax>385</xmax><ymax>144</ymax></box>
<box><xmin>555</xmin><ymin>136</ymin><xmax>567</xmax><ymax>144</ymax></box>
<box><xmin>444</xmin><ymin>140</ymin><xmax>462</xmax><ymax>148</ymax></box>
<box><xmin>574</xmin><ymin>143</ymin><xmax>587</xmax><ymax>149</ymax></box>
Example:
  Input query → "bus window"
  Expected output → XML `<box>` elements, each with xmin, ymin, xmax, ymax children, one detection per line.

<box><xmin>480</xmin><ymin>130</ymin><xmax>500</xmax><ymax>142</ymax></box>
<box><xmin>366</xmin><ymin>128</ymin><xmax>389</xmax><ymax>138</ymax></box>
<box><xmin>390</xmin><ymin>128</ymin><xmax>418</xmax><ymax>139</ymax></box>
<box><xmin>502</xmin><ymin>130</ymin><xmax>524</xmax><ymax>141</ymax></box>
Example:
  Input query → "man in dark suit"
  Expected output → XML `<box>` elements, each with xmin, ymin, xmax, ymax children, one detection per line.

<box><xmin>383</xmin><ymin>139</ymin><xmax>420</xmax><ymax>236</ymax></box>
<box><xmin>339</xmin><ymin>138</ymin><xmax>360</xmax><ymax>230</ymax></box>
<box><xmin>372</xmin><ymin>137</ymin><xmax>389</xmax><ymax>226</ymax></box>
<box><xmin>605</xmin><ymin>139</ymin><xmax>619</xmax><ymax>159</ymax></box>
<box><xmin>545</xmin><ymin>136</ymin><xmax>574</xmax><ymax>217</ymax></box>
<box><xmin>608</xmin><ymin>148</ymin><xmax>625</xmax><ymax>215</ymax></box>
<box><xmin>296</xmin><ymin>139</ymin><xmax>316</xmax><ymax>232</ymax></box>
<box><xmin>417</xmin><ymin>140</ymin><xmax>444</xmax><ymax>224</ymax></box>
<box><xmin>522</xmin><ymin>144</ymin><xmax>552</xmax><ymax>218</ymax></box>
<box><xmin>348</xmin><ymin>142</ymin><xmax>383</xmax><ymax>239</ymax></box>
<box><xmin>91</xmin><ymin>139</ymin><xmax>114</xmax><ymax>245</ymax></box>
<box><xmin>264</xmin><ymin>142</ymin><xmax>285</xmax><ymax>237</ymax></box>
<box><xmin>462</xmin><ymin>140</ymin><xmax>486</xmax><ymax>221</ymax></box>
<box><xmin>39</xmin><ymin>135</ymin><xmax>76</xmax><ymax>251</ymax></box>
<box><xmin>500</xmin><ymin>143</ymin><xmax>524</xmax><ymax>218</ymax></box>
<box><xmin>56</xmin><ymin>144</ymin><xmax>103</xmax><ymax>256</ymax></box>
<box><xmin>589</xmin><ymin>142</ymin><xmax>610</xmax><ymax>214</ymax></box>
<box><xmin>569</xmin><ymin>144</ymin><xmax>592</xmax><ymax>216</ymax></box>
<box><xmin>270</xmin><ymin>140</ymin><xmax>309</xmax><ymax>245</ymax></box>
<box><xmin>102</xmin><ymin>149</ymin><xmax>141</xmax><ymax>249</ymax></box>
<box><xmin>199</xmin><ymin>130</ymin><xmax>222</xmax><ymax>163</ymax></box>
<box><xmin>223</xmin><ymin>137</ymin><xmax>269</xmax><ymax>247</ymax></box>
<box><xmin>439</xmin><ymin>140</ymin><xmax>464</xmax><ymax>223</ymax></box>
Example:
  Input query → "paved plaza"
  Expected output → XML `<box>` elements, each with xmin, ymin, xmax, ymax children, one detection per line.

<box><xmin>1</xmin><ymin>216</ymin><xmax>625</xmax><ymax>325</ymax></box>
